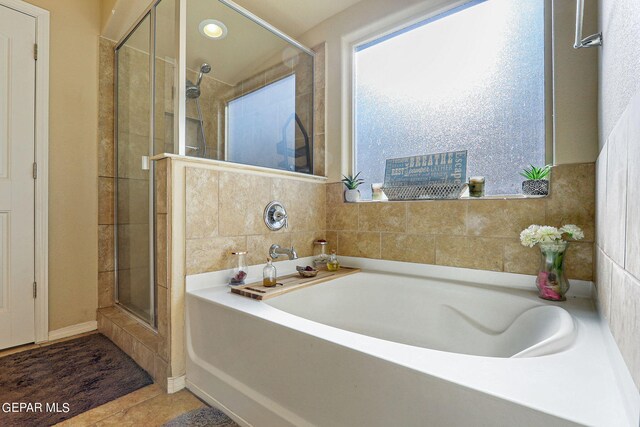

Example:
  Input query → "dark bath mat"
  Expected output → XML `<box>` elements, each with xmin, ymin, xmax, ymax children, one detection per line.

<box><xmin>163</xmin><ymin>407</ymin><xmax>238</xmax><ymax>427</ymax></box>
<box><xmin>0</xmin><ymin>333</ymin><xmax>153</xmax><ymax>426</ymax></box>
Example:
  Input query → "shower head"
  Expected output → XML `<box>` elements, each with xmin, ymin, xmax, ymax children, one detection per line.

<box><xmin>186</xmin><ymin>63</ymin><xmax>212</xmax><ymax>99</ymax></box>
<box><xmin>196</xmin><ymin>63</ymin><xmax>211</xmax><ymax>87</ymax></box>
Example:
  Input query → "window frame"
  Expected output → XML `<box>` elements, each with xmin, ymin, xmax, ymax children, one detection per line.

<box><xmin>348</xmin><ymin>0</ymin><xmax>554</xmax><ymax>194</ymax></box>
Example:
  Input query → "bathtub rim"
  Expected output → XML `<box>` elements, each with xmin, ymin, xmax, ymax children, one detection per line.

<box><xmin>186</xmin><ymin>256</ymin><xmax>594</xmax><ymax>298</ymax></box>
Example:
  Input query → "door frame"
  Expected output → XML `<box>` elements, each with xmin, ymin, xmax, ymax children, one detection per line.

<box><xmin>0</xmin><ymin>0</ymin><xmax>49</xmax><ymax>343</ymax></box>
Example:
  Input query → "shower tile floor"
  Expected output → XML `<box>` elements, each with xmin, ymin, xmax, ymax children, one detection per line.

<box><xmin>0</xmin><ymin>332</ymin><xmax>208</xmax><ymax>427</ymax></box>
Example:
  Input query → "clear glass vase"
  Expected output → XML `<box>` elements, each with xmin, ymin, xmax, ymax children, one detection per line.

<box><xmin>536</xmin><ymin>242</ymin><xmax>570</xmax><ymax>301</ymax></box>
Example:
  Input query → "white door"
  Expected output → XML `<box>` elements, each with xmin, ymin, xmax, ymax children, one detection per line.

<box><xmin>0</xmin><ymin>4</ymin><xmax>36</xmax><ymax>350</ymax></box>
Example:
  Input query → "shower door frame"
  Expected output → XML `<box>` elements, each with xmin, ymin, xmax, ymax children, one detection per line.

<box><xmin>114</xmin><ymin>5</ymin><xmax>159</xmax><ymax>328</ymax></box>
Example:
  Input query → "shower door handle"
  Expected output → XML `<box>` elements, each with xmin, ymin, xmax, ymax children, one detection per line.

<box><xmin>141</xmin><ymin>156</ymin><xmax>150</xmax><ymax>171</ymax></box>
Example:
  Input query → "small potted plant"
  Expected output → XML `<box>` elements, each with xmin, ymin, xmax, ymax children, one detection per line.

<box><xmin>342</xmin><ymin>172</ymin><xmax>364</xmax><ymax>202</ymax></box>
<box><xmin>520</xmin><ymin>164</ymin><xmax>551</xmax><ymax>196</ymax></box>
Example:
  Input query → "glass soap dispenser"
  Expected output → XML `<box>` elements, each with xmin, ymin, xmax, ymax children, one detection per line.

<box><xmin>263</xmin><ymin>258</ymin><xmax>277</xmax><ymax>287</ymax></box>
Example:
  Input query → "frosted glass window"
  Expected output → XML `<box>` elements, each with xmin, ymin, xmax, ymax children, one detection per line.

<box><xmin>227</xmin><ymin>75</ymin><xmax>297</xmax><ymax>171</ymax></box>
<box><xmin>354</xmin><ymin>0</ymin><xmax>546</xmax><ymax>197</ymax></box>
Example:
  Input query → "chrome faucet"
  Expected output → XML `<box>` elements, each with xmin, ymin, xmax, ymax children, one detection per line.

<box><xmin>269</xmin><ymin>244</ymin><xmax>298</xmax><ymax>260</ymax></box>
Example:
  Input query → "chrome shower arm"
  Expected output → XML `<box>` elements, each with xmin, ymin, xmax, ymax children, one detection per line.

<box><xmin>573</xmin><ymin>0</ymin><xmax>602</xmax><ymax>49</ymax></box>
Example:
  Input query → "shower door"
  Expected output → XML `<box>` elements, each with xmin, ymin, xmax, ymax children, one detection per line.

<box><xmin>115</xmin><ymin>14</ymin><xmax>155</xmax><ymax>325</ymax></box>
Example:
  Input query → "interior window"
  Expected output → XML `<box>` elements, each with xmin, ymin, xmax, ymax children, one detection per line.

<box><xmin>227</xmin><ymin>75</ymin><xmax>301</xmax><ymax>171</ymax></box>
<box><xmin>354</xmin><ymin>0</ymin><xmax>546</xmax><ymax>198</ymax></box>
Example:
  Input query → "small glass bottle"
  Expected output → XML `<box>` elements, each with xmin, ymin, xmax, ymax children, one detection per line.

<box><xmin>313</xmin><ymin>240</ymin><xmax>329</xmax><ymax>268</ymax></box>
<box><xmin>327</xmin><ymin>250</ymin><xmax>340</xmax><ymax>271</ymax></box>
<box><xmin>263</xmin><ymin>258</ymin><xmax>277</xmax><ymax>287</ymax></box>
<box><xmin>229</xmin><ymin>251</ymin><xmax>248</xmax><ymax>286</ymax></box>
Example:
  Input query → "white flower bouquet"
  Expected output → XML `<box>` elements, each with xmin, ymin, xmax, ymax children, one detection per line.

<box><xmin>520</xmin><ymin>224</ymin><xmax>583</xmax><ymax>301</ymax></box>
<box><xmin>520</xmin><ymin>224</ymin><xmax>584</xmax><ymax>248</ymax></box>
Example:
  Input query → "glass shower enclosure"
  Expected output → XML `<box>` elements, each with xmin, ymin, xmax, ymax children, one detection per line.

<box><xmin>114</xmin><ymin>0</ymin><xmax>315</xmax><ymax>326</ymax></box>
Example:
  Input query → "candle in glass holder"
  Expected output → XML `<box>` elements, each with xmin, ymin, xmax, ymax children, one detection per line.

<box><xmin>469</xmin><ymin>176</ymin><xmax>485</xmax><ymax>197</ymax></box>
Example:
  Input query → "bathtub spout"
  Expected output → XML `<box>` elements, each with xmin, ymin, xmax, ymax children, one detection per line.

<box><xmin>269</xmin><ymin>244</ymin><xmax>298</xmax><ymax>260</ymax></box>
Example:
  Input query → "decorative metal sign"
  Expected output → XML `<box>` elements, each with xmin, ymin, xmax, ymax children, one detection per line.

<box><xmin>384</xmin><ymin>150</ymin><xmax>467</xmax><ymax>186</ymax></box>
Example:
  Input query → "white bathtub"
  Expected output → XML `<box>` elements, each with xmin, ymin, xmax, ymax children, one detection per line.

<box><xmin>185</xmin><ymin>257</ymin><xmax>639</xmax><ymax>427</ymax></box>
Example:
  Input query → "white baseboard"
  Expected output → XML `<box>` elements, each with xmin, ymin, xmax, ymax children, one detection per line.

<box><xmin>48</xmin><ymin>320</ymin><xmax>97</xmax><ymax>341</ymax></box>
<box><xmin>167</xmin><ymin>375</ymin><xmax>186</xmax><ymax>393</ymax></box>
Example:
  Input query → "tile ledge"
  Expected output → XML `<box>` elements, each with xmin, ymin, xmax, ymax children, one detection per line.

<box><xmin>348</xmin><ymin>194</ymin><xmax>548</xmax><ymax>203</ymax></box>
<box><xmin>151</xmin><ymin>153</ymin><xmax>327</xmax><ymax>183</ymax></box>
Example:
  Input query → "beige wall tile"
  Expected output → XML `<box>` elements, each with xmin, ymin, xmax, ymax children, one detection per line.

<box><xmin>359</xmin><ymin>202</ymin><xmax>406</xmax><ymax>233</ymax></box>
<box><xmin>467</xmin><ymin>199</ymin><xmax>545</xmax><ymax>238</ymax></box>
<box><xmin>186</xmin><ymin>236</ymin><xmax>247</xmax><ymax>275</ymax></box>
<box><xmin>381</xmin><ymin>233</ymin><xmax>435</xmax><ymax>264</ymax></box>
<box><xmin>155</xmin><ymin>159</ymin><xmax>168</xmax><ymax>215</ymax></box>
<box><xmin>407</xmin><ymin>201</ymin><xmax>467</xmax><ymax>235</ymax></box>
<box><xmin>596</xmin><ymin>149</ymin><xmax>608</xmax><ymax>248</ymax></box>
<box><xmin>111</xmin><ymin>323</ymin><xmax>134</xmax><ymax>356</ymax></box>
<box><xmin>247</xmin><ymin>233</ymin><xmax>292</xmax><ymax>266</ymax></box>
<box><xmin>98</xmin><ymin>271</ymin><xmax>114</xmax><ymax>308</ymax></box>
<box><xmin>156</xmin><ymin>284</ymin><xmax>168</xmax><ymax>336</ymax></box>
<box><xmin>185</xmin><ymin>168</ymin><xmax>218</xmax><ymax>239</ymax></box>
<box><xmin>595</xmin><ymin>247</ymin><xmax>613</xmax><ymax>321</ymax></box>
<box><xmin>272</xmin><ymin>179</ymin><xmax>325</xmax><ymax>232</ymax></box>
<box><xmin>326</xmin><ymin>182</ymin><xmax>344</xmax><ymax>206</ymax></box>
<box><xmin>153</xmin><ymin>355</ymin><xmax>169</xmax><ymax>390</ymax></box>
<box><xmin>314</xmin><ymin>133</ymin><xmax>325</xmax><ymax>177</ymax></box>
<box><xmin>325</xmin><ymin>230</ymin><xmax>338</xmax><ymax>253</ymax></box>
<box><xmin>435</xmin><ymin>236</ymin><xmax>503</xmax><ymax>271</ymax></box>
<box><xmin>327</xmin><ymin>203</ymin><xmax>359</xmax><ymax>231</ymax></box>
<box><xmin>98</xmin><ymin>137</ymin><xmax>115</xmax><ymax>179</ymax></box>
<box><xmin>625</xmin><ymin>95</ymin><xmax>640</xmax><ymax>281</ymax></box>
<box><xmin>605</xmin><ymin>121</ymin><xmax>628</xmax><ymax>264</ymax></box>
<box><xmin>610</xmin><ymin>265</ymin><xmax>640</xmax><ymax>390</ymax></box>
<box><xmin>131</xmin><ymin>339</ymin><xmax>155</xmax><ymax>377</ymax></box>
<box><xmin>338</xmin><ymin>231</ymin><xmax>381</xmax><ymax>259</ymax></box>
<box><xmin>98</xmin><ymin>38</ymin><xmax>115</xmax><ymax>179</ymax></box>
<box><xmin>156</xmin><ymin>214</ymin><xmax>168</xmax><ymax>288</ymax></box>
<box><xmin>98</xmin><ymin>225</ymin><xmax>115</xmax><ymax>272</ymax></box>
<box><xmin>546</xmin><ymin>163</ymin><xmax>596</xmax><ymax>242</ymax></box>
<box><xmin>503</xmin><ymin>241</ymin><xmax>539</xmax><ymax>276</ymax></box>
<box><xmin>98</xmin><ymin>177</ymin><xmax>114</xmax><ymax>225</ymax></box>
<box><xmin>123</xmin><ymin>323</ymin><xmax>161</xmax><ymax>354</ymax></box>
<box><xmin>564</xmin><ymin>241</ymin><xmax>594</xmax><ymax>281</ymax></box>
<box><xmin>291</xmin><ymin>231</ymin><xmax>326</xmax><ymax>259</ymax></box>
<box><xmin>97</xmin><ymin>312</ymin><xmax>113</xmax><ymax>340</ymax></box>
<box><xmin>218</xmin><ymin>172</ymin><xmax>272</xmax><ymax>235</ymax></box>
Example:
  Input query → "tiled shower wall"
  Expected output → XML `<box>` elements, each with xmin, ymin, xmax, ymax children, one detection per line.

<box><xmin>595</xmin><ymin>0</ymin><xmax>640</xmax><ymax>391</ymax></box>
<box><xmin>326</xmin><ymin>164</ymin><xmax>595</xmax><ymax>281</ymax></box>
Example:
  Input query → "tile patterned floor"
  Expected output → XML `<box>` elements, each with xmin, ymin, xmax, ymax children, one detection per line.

<box><xmin>0</xmin><ymin>333</ymin><xmax>208</xmax><ymax>427</ymax></box>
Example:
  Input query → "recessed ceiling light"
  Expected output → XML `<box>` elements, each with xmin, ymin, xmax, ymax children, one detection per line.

<box><xmin>199</xmin><ymin>19</ymin><xmax>228</xmax><ymax>40</ymax></box>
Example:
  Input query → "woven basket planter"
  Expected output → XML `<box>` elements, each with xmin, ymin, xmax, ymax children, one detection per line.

<box><xmin>522</xmin><ymin>179</ymin><xmax>549</xmax><ymax>196</ymax></box>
